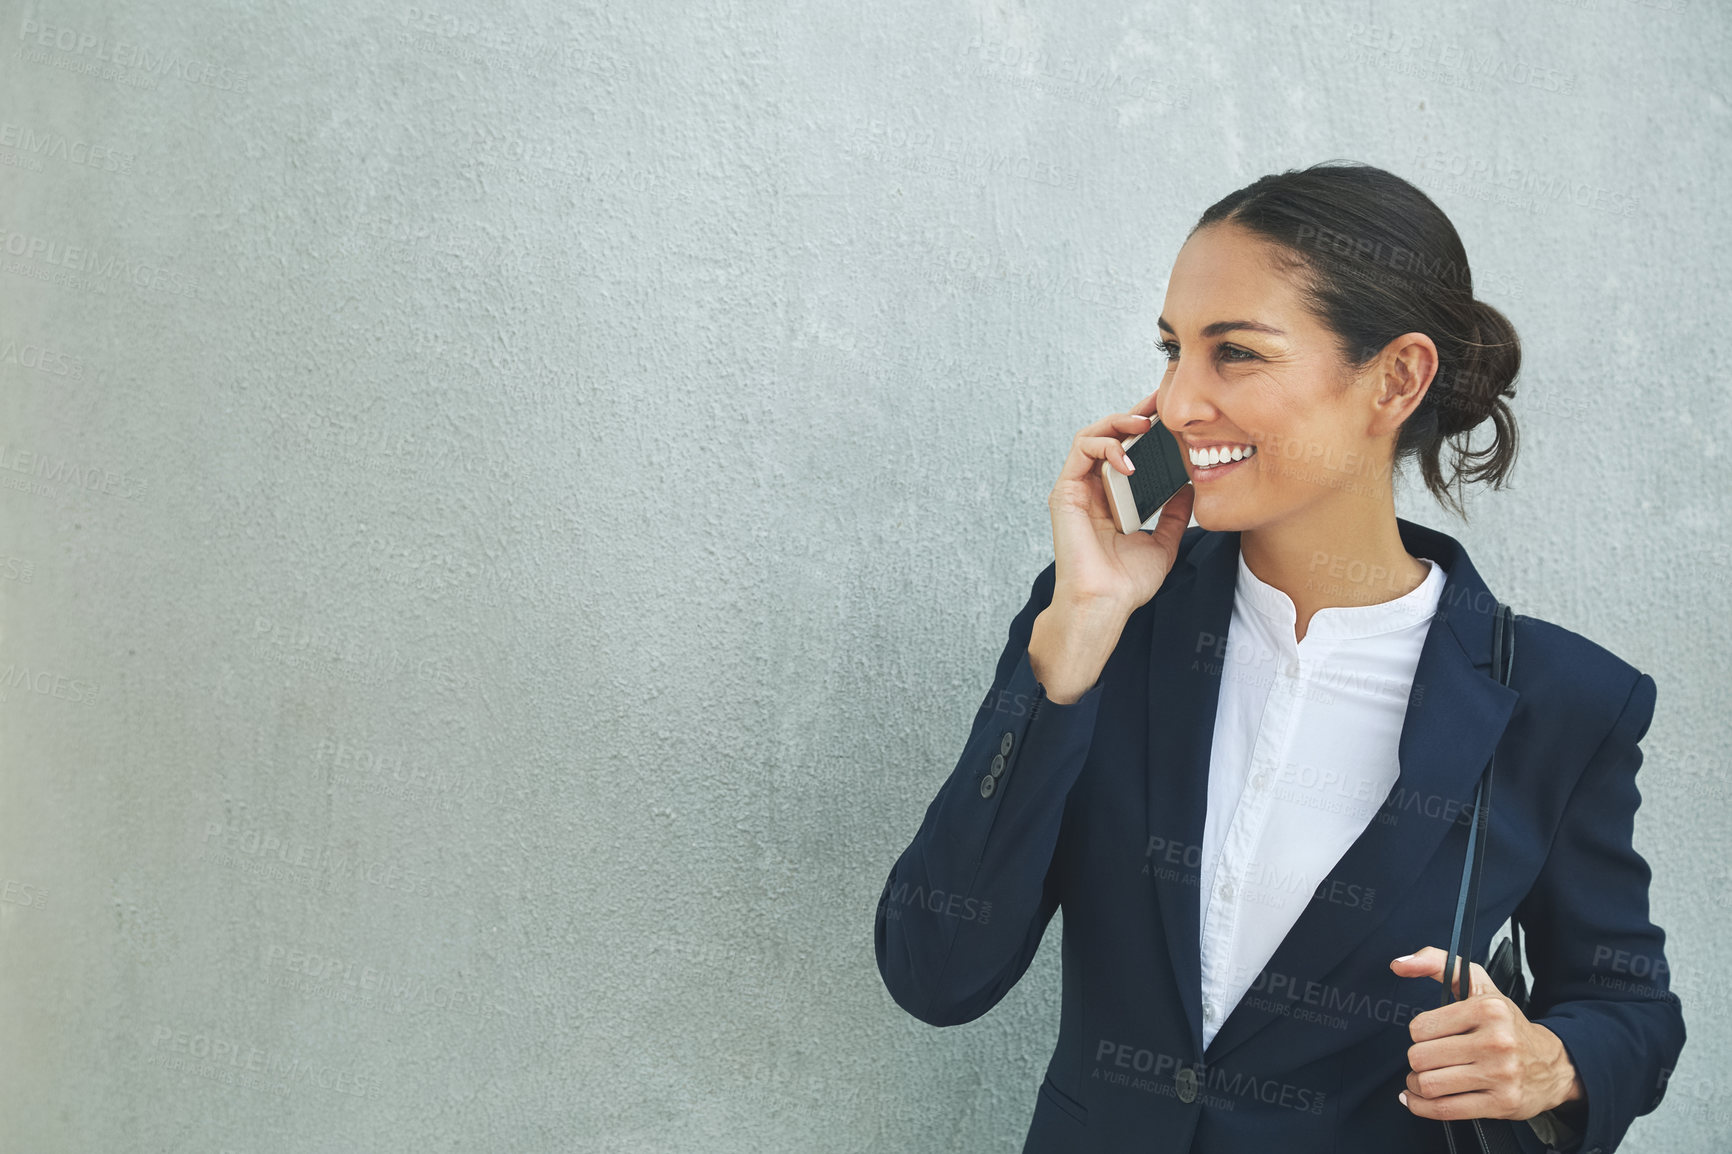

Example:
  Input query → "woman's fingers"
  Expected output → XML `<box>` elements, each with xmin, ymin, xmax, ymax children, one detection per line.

<box><xmin>1075</xmin><ymin>410</ymin><xmax>1156</xmax><ymax>440</ymax></box>
<box><xmin>1058</xmin><ymin>415</ymin><xmax>1156</xmax><ymax>483</ymax></box>
<box><xmin>1046</xmin><ymin>401</ymin><xmax>1187</xmax><ymax>613</ymax></box>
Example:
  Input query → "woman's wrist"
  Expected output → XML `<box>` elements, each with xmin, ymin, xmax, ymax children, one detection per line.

<box><xmin>1528</xmin><ymin>1022</ymin><xmax>1588</xmax><ymax>1118</ymax></box>
<box><xmin>1028</xmin><ymin>596</ymin><xmax>1130</xmax><ymax>705</ymax></box>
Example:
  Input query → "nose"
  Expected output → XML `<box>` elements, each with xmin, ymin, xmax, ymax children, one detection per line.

<box><xmin>1156</xmin><ymin>356</ymin><xmax>1216</xmax><ymax>434</ymax></box>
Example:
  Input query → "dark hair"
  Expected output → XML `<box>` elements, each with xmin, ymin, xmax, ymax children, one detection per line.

<box><xmin>1190</xmin><ymin>160</ymin><xmax>1519</xmax><ymax>519</ymax></box>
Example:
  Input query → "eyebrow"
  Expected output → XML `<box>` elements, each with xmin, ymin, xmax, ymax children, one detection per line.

<box><xmin>1156</xmin><ymin>317</ymin><xmax>1287</xmax><ymax>338</ymax></box>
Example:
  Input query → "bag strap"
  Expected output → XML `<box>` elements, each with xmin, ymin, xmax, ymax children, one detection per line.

<box><xmin>1442</xmin><ymin>600</ymin><xmax>1514</xmax><ymax>1008</ymax></box>
<box><xmin>1439</xmin><ymin>602</ymin><xmax>1516</xmax><ymax>1154</ymax></box>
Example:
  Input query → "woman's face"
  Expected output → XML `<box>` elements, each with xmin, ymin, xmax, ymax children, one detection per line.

<box><xmin>1153</xmin><ymin>223</ymin><xmax>1435</xmax><ymax>533</ymax></box>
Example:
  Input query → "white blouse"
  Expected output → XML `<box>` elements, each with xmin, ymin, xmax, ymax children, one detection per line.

<box><xmin>1198</xmin><ymin>548</ymin><xmax>1446</xmax><ymax>1048</ymax></box>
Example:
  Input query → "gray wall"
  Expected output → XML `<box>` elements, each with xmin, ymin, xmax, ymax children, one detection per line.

<box><xmin>1</xmin><ymin>0</ymin><xmax>1725</xmax><ymax>1150</ymax></box>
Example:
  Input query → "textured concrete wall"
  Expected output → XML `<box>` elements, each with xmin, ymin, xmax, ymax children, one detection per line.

<box><xmin>1</xmin><ymin>0</ymin><xmax>1726</xmax><ymax>1150</ymax></box>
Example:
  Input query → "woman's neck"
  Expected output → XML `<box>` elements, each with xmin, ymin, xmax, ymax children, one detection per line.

<box><xmin>1238</xmin><ymin>508</ymin><xmax>1431</xmax><ymax>645</ymax></box>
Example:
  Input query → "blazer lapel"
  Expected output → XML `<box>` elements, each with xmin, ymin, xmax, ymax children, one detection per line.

<box><xmin>1146</xmin><ymin>528</ymin><xmax>1241</xmax><ymax>1056</ymax></box>
<box><xmin>1145</xmin><ymin>519</ymin><xmax>1520</xmax><ymax>1066</ymax></box>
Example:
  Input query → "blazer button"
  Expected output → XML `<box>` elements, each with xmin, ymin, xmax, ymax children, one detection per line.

<box><xmin>1175</xmin><ymin>1066</ymin><xmax>1198</xmax><ymax>1103</ymax></box>
<box><xmin>979</xmin><ymin>774</ymin><xmax>997</xmax><ymax>799</ymax></box>
<box><xmin>999</xmin><ymin>731</ymin><xmax>1014</xmax><ymax>756</ymax></box>
<box><xmin>990</xmin><ymin>753</ymin><xmax>1007</xmax><ymax>777</ymax></box>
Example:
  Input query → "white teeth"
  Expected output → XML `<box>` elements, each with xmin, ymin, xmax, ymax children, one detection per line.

<box><xmin>1190</xmin><ymin>444</ymin><xmax>1256</xmax><ymax>467</ymax></box>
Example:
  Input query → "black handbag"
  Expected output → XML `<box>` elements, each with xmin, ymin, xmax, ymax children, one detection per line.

<box><xmin>1438</xmin><ymin>603</ymin><xmax>1580</xmax><ymax>1154</ymax></box>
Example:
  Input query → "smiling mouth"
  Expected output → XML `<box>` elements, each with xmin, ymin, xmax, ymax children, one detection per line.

<box><xmin>1189</xmin><ymin>445</ymin><xmax>1258</xmax><ymax>470</ymax></box>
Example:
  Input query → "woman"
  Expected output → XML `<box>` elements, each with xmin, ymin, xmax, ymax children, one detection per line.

<box><xmin>874</xmin><ymin>162</ymin><xmax>1685</xmax><ymax>1154</ymax></box>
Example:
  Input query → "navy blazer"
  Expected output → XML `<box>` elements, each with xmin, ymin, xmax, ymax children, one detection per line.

<box><xmin>876</xmin><ymin>517</ymin><xmax>1685</xmax><ymax>1154</ymax></box>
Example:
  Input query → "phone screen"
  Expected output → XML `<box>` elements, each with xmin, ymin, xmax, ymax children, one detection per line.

<box><xmin>1124</xmin><ymin>419</ymin><xmax>1190</xmax><ymax>523</ymax></box>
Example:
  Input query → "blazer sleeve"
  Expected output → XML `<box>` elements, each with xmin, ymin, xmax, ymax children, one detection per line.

<box><xmin>1514</xmin><ymin>671</ymin><xmax>1686</xmax><ymax>1154</ymax></box>
<box><xmin>874</xmin><ymin>560</ymin><xmax>1107</xmax><ymax>1027</ymax></box>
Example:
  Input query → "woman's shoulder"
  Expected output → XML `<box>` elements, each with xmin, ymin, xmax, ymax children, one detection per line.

<box><xmin>1507</xmin><ymin>611</ymin><xmax>1656</xmax><ymax>742</ymax></box>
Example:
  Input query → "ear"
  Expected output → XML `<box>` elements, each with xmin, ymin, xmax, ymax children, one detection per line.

<box><xmin>1366</xmin><ymin>332</ymin><xmax>1438</xmax><ymax>438</ymax></box>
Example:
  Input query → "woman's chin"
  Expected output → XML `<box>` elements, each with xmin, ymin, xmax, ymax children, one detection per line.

<box><xmin>1190</xmin><ymin>492</ymin><xmax>1255</xmax><ymax>534</ymax></box>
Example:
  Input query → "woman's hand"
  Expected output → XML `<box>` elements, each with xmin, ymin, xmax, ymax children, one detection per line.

<box><xmin>1389</xmin><ymin>946</ymin><xmax>1587</xmax><ymax>1122</ymax></box>
<box><xmin>1027</xmin><ymin>391</ymin><xmax>1196</xmax><ymax>704</ymax></box>
<box><xmin>1047</xmin><ymin>389</ymin><xmax>1195</xmax><ymax>616</ymax></box>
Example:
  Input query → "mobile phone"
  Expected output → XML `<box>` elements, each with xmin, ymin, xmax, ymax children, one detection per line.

<box><xmin>1101</xmin><ymin>416</ymin><xmax>1191</xmax><ymax>533</ymax></box>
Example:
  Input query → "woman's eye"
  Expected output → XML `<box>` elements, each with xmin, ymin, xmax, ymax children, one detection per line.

<box><xmin>1155</xmin><ymin>343</ymin><xmax>1257</xmax><ymax>363</ymax></box>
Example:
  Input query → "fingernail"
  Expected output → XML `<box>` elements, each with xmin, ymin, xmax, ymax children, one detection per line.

<box><xmin>1122</xmin><ymin>455</ymin><xmax>1135</xmax><ymax>472</ymax></box>
<box><xmin>1399</xmin><ymin>1092</ymin><xmax>1409</xmax><ymax>1107</ymax></box>
<box><xmin>1395</xmin><ymin>954</ymin><xmax>1415</xmax><ymax>963</ymax></box>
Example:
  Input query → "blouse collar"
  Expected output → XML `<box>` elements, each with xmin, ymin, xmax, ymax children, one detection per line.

<box><xmin>1234</xmin><ymin>549</ymin><xmax>1446</xmax><ymax>642</ymax></box>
